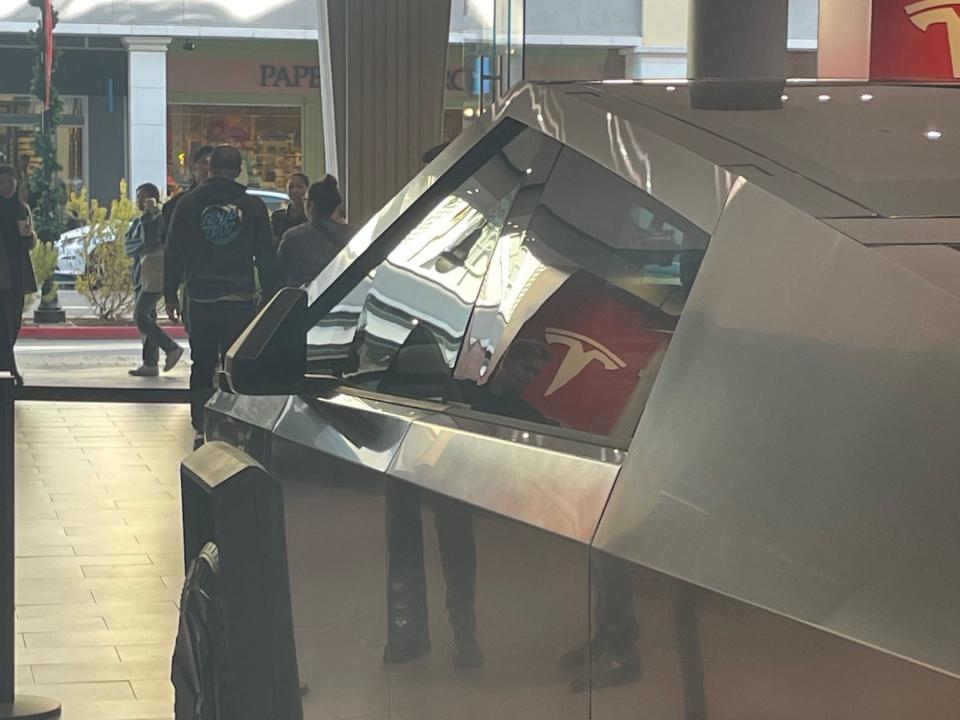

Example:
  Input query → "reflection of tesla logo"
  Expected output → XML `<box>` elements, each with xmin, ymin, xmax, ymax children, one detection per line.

<box><xmin>543</xmin><ymin>328</ymin><xmax>626</xmax><ymax>397</ymax></box>
<box><xmin>906</xmin><ymin>0</ymin><xmax>960</xmax><ymax>77</ymax></box>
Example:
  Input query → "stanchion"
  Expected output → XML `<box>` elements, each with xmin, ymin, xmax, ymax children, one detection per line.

<box><xmin>0</xmin><ymin>373</ymin><xmax>61</xmax><ymax>719</ymax></box>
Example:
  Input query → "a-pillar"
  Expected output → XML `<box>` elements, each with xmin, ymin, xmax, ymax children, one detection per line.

<box><xmin>625</xmin><ymin>0</ymin><xmax>688</xmax><ymax>79</ymax></box>
<box><xmin>122</xmin><ymin>37</ymin><xmax>170</xmax><ymax>198</ymax></box>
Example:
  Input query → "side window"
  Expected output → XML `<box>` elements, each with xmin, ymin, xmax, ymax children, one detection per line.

<box><xmin>305</xmin><ymin>128</ymin><xmax>559</xmax><ymax>401</ymax></box>
<box><xmin>452</xmin><ymin>147</ymin><xmax>710</xmax><ymax>439</ymax></box>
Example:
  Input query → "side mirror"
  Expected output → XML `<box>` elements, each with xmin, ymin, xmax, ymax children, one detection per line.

<box><xmin>224</xmin><ymin>287</ymin><xmax>307</xmax><ymax>395</ymax></box>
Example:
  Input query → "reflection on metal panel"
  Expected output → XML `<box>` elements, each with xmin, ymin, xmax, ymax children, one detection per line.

<box><xmin>596</xmin><ymin>179</ymin><xmax>960</xmax><ymax>676</ymax></box>
<box><xmin>498</xmin><ymin>83</ymin><xmax>734</xmax><ymax>233</ymax></box>
<box><xmin>873</xmin><ymin>245</ymin><xmax>960</xmax><ymax>301</ymax></box>
<box><xmin>384</xmin><ymin>482</ymin><xmax>590</xmax><ymax>720</ymax></box>
<box><xmin>206</xmin><ymin>390</ymin><xmax>289</xmax><ymax>431</ymax></box>
<box><xmin>269</xmin><ymin>438</ymin><xmax>389</xmax><ymax>720</ymax></box>
<box><xmin>589</xmin><ymin>551</ymin><xmax>960</xmax><ymax>720</ymax></box>
<box><xmin>826</xmin><ymin>217</ymin><xmax>960</xmax><ymax>245</ymax></box>
<box><xmin>390</xmin><ymin>420</ymin><xmax>619</xmax><ymax>543</ymax></box>
<box><xmin>608</xmin><ymin>84</ymin><xmax>960</xmax><ymax>218</ymax></box>
<box><xmin>271</xmin><ymin>394</ymin><xmax>415</xmax><ymax>471</ymax></box>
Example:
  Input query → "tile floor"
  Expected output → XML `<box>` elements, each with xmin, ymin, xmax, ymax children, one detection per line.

<box><xmin>12</xmin><ymin>401</ymin><xmax>193</xmax><ymax>720</ymax></box>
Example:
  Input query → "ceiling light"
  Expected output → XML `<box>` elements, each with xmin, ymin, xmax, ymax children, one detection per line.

<box><xmin>463</xmin><ymin>107</ymin><xmax>475</xmax><ymax>118</ymax></box>
<box><xmin>860</xmin><ymin>93</ymin><xmax>874</xmax><ymax>102</ymax></box>
<box><xmin>780</xmin><ymin>94</ymin><xmax>789</xmax><ymax>102</ymax></box>
<box><xmin>818</xmin><ymin>94</ymin><xmax>831</xmax><ymax>103</ymax></box>
<box><xmin>926</xmin><ymin>129</ymin><xmax>943</xmax><ymax>140</ymax></box>
<box><xmin>665</xmin><ymin>85</ymin><xmax>676</xmax><ymax>92</ymax></box>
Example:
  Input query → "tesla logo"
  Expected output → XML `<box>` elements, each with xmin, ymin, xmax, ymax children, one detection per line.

<box><xmin>543</xmin><ymin>328</ymin><xmax>626</xmax><ymax>397</ymax></box>
<box><xmin>905</xmin><ymin>0</ymin><xmax>960</xmax><ymax>77</ymax></box>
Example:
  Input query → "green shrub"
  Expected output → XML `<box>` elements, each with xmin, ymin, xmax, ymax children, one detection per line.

<box><xmin>67</xmin><ymin>182</ymin><xmax>138</xmax><ymax>322</ymax></box>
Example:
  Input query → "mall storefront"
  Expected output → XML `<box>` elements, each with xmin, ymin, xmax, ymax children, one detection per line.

<box><xmin>165</xmin><ymin>39</ymin><xmax>325</xmax><ymax>195</ymax></box>
<box><xmin>0</xmin><ymin>35</ymin><xmax>127</xmax><ymax>204</ymax></box>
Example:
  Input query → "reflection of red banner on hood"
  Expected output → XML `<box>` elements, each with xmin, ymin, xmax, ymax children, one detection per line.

<box><xmin>516</xmin><ymin>273</ymin><xmax>673</xmax><ymax>436</ymax></box>
<box><xmin>871</xmin><ymin>0</ymin><xmax>960</xmax><ymax>80</ymax></box>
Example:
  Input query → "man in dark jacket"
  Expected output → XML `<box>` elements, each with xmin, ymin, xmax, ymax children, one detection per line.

<box><xmin>164</xmin><ymin>145</ymin><xmax>279</xmax><ymax>447</ymax></box>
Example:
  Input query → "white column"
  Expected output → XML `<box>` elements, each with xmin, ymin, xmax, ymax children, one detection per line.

<box><xmin>818</xmin><ymin>0</ymin><xmax>872</xmax><ymax>78</ymax></box>
<box><xmin>122</xmin><ymin>37</ymin><xmax>170</xmax><ymax>198</ymax></box>
<box><xmin>628</xmin><ymin>0</ymin><xmax>689</xmax><ymax>79</ymax></box>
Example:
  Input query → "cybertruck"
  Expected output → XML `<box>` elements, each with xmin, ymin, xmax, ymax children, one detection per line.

<box><xmin>196</xmin><ymin>81</ymin><xmax>960</xmax><ymax>719</ymax></box>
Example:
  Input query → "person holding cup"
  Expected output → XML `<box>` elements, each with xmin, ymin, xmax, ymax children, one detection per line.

<box><xmin>0</xmin><ymin>164</ymin><xmax>37</xmax><ymax>386</ymax></box>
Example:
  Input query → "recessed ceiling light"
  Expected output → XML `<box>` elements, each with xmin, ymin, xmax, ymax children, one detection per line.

<box><xmin>926</xmin><ymin>129</ymin><xmax>943</xmax><ymax>140</ymax></box>
<box><xmin>818</xmin><ymin>94</ymin><xmax>831</xmax><ymax>103</ymax></box>
<box><xmin>780</xmin><ymin>94</ymin><xmax>789</xmax><ymax>102</ymax></box>
<box><xmin>860</xmin><ymin>93</ymin><xmax>874</xmax><ymax>102</ymax></box>
<box><xmin>665</xmin><ymin>85</ymin><xmax>677</xmax><ymax>92</ymax></box>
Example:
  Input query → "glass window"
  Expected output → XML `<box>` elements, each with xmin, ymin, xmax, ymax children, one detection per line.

<box><xmin>167</xmin><ymin>104</ymin><xmax>303</xmax><ymax>193</ymax></box>
<box><xmin>305</xmin><ymin>128</ymin><xmax>556</xmax><ymax>401</ymax></box>
<box><xmin>0</xmin><ymin>95</ymin><xmax>86</xmax><ymax>198</ymax></box>
<box><xmin>452</xmin><ymin>147</ymin><xmax>710</xmax><ymax>439</ymax></box>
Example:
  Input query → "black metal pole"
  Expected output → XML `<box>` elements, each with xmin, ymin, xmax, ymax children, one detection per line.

<box><xmin>0</xmin><ymin>372</ymin><xmax>61</xmax><ymax>719</ymax></box>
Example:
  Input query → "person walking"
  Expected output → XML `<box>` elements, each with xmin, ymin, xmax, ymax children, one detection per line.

<box><xmin>124</xmin><ymin>183</ymin><xmax>184</xmax><ymax>377</ymax></box>
<box><xmin>0</xmin><ymin>165</ymin><xmax>37</xmax><ymax>386</ymax></box>
<box><xmin>163</xmin><ymin>145</ymin><xmax>214</xmax><ymax>335</ymax></box>
<box><xmin>270</xmin><ymin>172</ymin><xmax>309</xmax><ymax>248</ymax></box>
<box><xmin>277</xmin><ymin>175</ymin><xmax>353</xmax><ymax>287</ymax></box>
<box><xmin>164</xmin><ymin>145</ymin><xmax>279</xmax><ymax>449</ymax></box>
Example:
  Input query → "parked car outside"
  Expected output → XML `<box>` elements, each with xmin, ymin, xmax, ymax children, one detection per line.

<box><xmin>55</xmin><ymin>188</ymin><xmax>289</xmax><ymax>282</ymax></box>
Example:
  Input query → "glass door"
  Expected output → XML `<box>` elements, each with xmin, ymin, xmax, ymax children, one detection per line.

<box><xmin>445</xmin><ymin>0</ymin><xmax>525</xmax><ymax>137</ymax></box>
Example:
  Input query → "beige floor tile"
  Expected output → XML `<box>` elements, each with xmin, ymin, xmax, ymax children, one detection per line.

<box><xmin>102</xmin><ymin>614</ymin><xmax>178</xmax><ymax>632</ymax></box>
<box><xmin>16</xmin><ymin>646</ymin><xmax>120</xmax><ymax>665</ymax></box>
<box><xmin>20</xmin><ymin>681</ymin><xmax>135</xmax><ymax>701</ymax></box>
<box><xmin>50</xmin><ymin>698</ymin><xmax>173</xmax><ymax>720</ymax></box>
<box><xmin>24</xmin><ymin>627</ymin><xmax>175</xmax><ymax>648</ymax></box>
<box><xmin>16</xmin><ymin>557</ymin><xmax>86</xmax><ymax>579</ymax></box>
<box><xmin>82</xmin><ymin>565</ymin><xmax>170</xmax><ymax>579</ymax></box>
<box><xmin>16</xmin><ymin>602</ymin><xmax>178</xmax><ymax>620</ymax></box>
<box><xmin>130</xmin><ymin>679</ymin><xmax>174</xmax><ymax>701</ymax></box>
<box><xmin>115</xmin><ymin>644</ymin><xmax>175</xmax><ymax>663</ymax></box>
<box><xmin>32</xmin><ymin>661</ymin><xmax>171</xmax><ymax>684</ymax></box>
<box><xmin>16</xmin><ymin>617</ymin><xmax>108</xmax><ymax>633</ymax></box>
<box><xmin>16</xmin><ymin>545</ymin><xmax>77</xmax><ymax>558</ymax></box>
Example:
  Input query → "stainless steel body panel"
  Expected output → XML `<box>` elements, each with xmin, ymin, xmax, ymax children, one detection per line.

<box><xmin>390</xmin><ymin>419</ymin><xmax>619</xmax><ymax>544</ymax></box>
<box><xmin>199</xmin><ymin>80</ymin><xmax>960</xmax><ymax>717</ymax></box>
<box><xmin>826</xmin><ymin>217</ymin><xmax>960</xmax><ymax>245</ymax></box>
<box><xmin>383</xmin><ymin>480</ymin><xmax>591</xmax><ymax>720</ymax></box>
<box><xmin>497</xmin><ymin>83</ymin><xmax>734</xmax><ymax>234</ymax></box>
<box><xmin>595</xmin><ymin>177</ymin><xmax>960</xmax><ymax>676</ymax></box>
<box><xmin>271</xmin><ymin>393</ymin><xmax>423</xmax><ymax>471</ymax></box>
<box><xmin>589</xmin><ymin>550</ymin><xmax>960</xmax><ymax>720</ymax></box>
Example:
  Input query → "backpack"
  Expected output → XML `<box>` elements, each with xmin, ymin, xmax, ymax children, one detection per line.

<box><xmin>171</xmin><ymin>542</ymin><xmax>237</xmax><ymax>720</ymax></box>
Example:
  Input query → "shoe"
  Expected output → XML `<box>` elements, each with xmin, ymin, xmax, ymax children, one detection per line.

<box><xmin>164</xmin><ymin>345</ymin><xmax>185</xmax><ymax>372</ymax></box>
<box><xmin>557</xmin><ymin>644</ymin><xmax>589</xmax><ymax>671</ymax></box>
<box><xmin>570</xmin><ymin>648</ymin><xmax>642</xmax><ymax>693</ymax></box>
<box><xmin>452</xmin><ymin>634</ymin><xmax>484</xmax><ymax>669</ymax></box>
<box><xmin>129</xmin><ymin>365</ymin><xmax>159</xmax><ymax>377</ymax></box>
<box><xmin>193</xmin><ymin>432</ymin><xmax>205</xmax><ymax>450</ymax></box>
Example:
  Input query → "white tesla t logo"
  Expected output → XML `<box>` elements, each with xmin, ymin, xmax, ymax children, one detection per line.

<box><xmin>905</xmin><ymin>0</ymin><xmax>960</xmax><ymax>78</ymax></box>
<box><xmin>543</xmin><ymin>328</ymin><xmax>626</xmax><ymax>397</ymax></box>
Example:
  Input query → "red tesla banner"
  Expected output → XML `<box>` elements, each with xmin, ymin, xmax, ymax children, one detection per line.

<box><xmin>515</xmin><ymin>273</ymin><xmax>673</xmax><ymax>436</ymax></box>
<box><xmin>871</xmin><ymin>0</ymin><xmax>960</xmax><ymax>80</ymax></box>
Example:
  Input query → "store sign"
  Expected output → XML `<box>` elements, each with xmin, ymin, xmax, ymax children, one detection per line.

<box><xmin>871</xmin><ymin>0</ymin><xmax>960</xmax><ymax>79</ymax></box>
<box><xmin>260</xmin><ymin>65</ymin><xmax>321</xmax><ymax>89</ymax></box>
